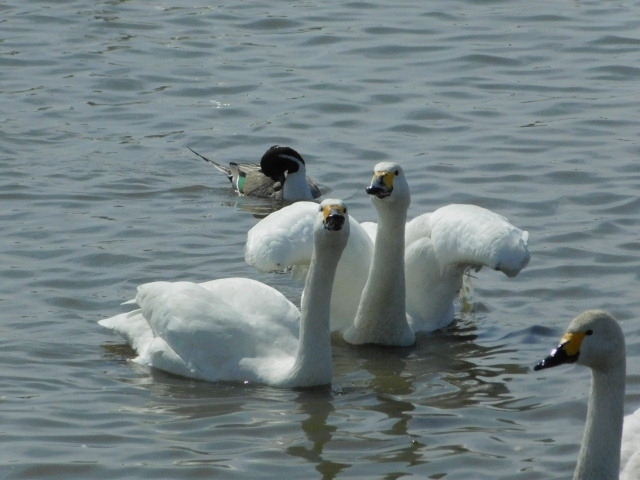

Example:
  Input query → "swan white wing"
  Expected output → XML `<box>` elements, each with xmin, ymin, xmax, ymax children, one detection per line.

<box><xmin>198</xmin><ymin>277</ymin><xmax>300</xmax><ymax>336</ymax></box>
<box><xmin>405</xmin><ymin>212</ymin><xmax>433</xmax><ymax>247</ymax></box>
<box><xmin>405</xmin><ymin>204</ymin><xmax>530</xmax><ymax>332</ymax></box>
<box><xmin>404</xmin><ymin>237</ymin><xmax>462</xmax><ymax>332</ymax></box>
<box><xmin>427</xmin><ymin>204</ymin><xmax>530</xmax><ymax>277</ymax></box>
<box><xmin>127</xmin><ymin>281</ymin><xmax>299</xmax><ymax>382</ymax></box>
<box><xmin>621</xmin><ymin>407</ymin><xmax>640</xmax><ymax>479</ymax></box>
<box><xmin>245</xmin><ymin>201</ymin><xmax>318</xmax><ymax>271</ymax></box>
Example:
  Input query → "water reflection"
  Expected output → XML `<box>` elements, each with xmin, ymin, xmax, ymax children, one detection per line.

<box><xmin>286</xmin><ymin>389</ymin><xmax>349</xmax><ymax>480</ymax></box>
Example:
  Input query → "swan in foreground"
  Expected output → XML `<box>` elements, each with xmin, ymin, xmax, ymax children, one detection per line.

<box><xmin>99</xmin><ymin>199</ymin><xmax>349</xmax><ymax>388</ymax></box>
<box><xmin>245</xmin><ymin>162</ymin><xmax>530</xmax><ymax>345</ymax></box>
<box><xmin>535</xmin><ymin>310</ymin><xmax>640</xmax><ymax>480</ymax></box>
<box><xmin>188</xmin><ymin>145</ymin><xmax>322</xmax><ymax>201</ymax></box>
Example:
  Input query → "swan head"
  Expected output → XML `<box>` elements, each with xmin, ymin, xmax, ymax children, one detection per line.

<box><xmin>366</xmin><ymin>162</ymin><xmax>411</xmax><ymax>209</ymax></box>
<box><xmin>534</xmin><ymin>310</ymin><xmax>625</xmax><ymax>373</ymax></box>
<box><xmin>260</xmin><ymin>145</ymin><xmax>306</xmax><ymax>180</ymax></box>
<box><xmin>316</xmin><ymin>198</ymin><xmax>350</xmax><ymax>248</ymax></box>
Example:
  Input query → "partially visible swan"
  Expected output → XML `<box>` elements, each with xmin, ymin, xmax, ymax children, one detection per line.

<box><xmin>188</xmin><ymin>145</ymin><xmax>322</xmax><ymax>201</ymax></box>
<box><xmin>534</xmin><ymin>310</ymin><xmax>640</xmax><ymax>480</ymax></box>
<box><xmin>245</xmin><ymin>162</ymin><xmax>530</xmax><ymax>343</ymax></box>
<box><xmin>99</xmin><ymin>199</ymin><xmax>350</xmax><ymax>388</ymax></box>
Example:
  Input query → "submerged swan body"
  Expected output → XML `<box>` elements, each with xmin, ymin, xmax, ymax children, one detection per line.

<box><xmin>535</xmin><ymin>310</ymin><xmax>640</xmax><ymax>480</ymax></box>
<box><xmin>245</xmin><ymin>163</ymin><xmax>530</xmax><ymax>344</ymax></box>
<box><xmin>188</xmin><ymin>145</ymin><xmax>322</xmax><ymax>201</ymax></box>
<box><xmin>100</xmin><ymin>199</ymin><xmax>350</xmax><ymax>388</ymax></box>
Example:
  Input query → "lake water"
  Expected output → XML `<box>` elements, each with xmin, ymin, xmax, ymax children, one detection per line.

<box><xmin>2</xmin><ymin>1</ymin><xmax>640</xmax><ymax>478</ymax></box>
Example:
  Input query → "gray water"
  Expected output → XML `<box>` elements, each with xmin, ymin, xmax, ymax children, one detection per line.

<box><xmin>2</xmin><ymin>1</ymin><xmax>640</xmax><ymax>478</ymax></box>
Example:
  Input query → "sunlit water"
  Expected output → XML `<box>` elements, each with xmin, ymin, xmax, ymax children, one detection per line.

<box><xmin>2</xmin><ymin>1</ymin><xmax>640</xmax><ymax>479</ymax></box>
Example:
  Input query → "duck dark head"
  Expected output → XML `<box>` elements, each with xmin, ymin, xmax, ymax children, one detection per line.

<box><xmin>261</xmin><ymin>145</ymin><xmax>306</xmax><ymax>180</ymax></box>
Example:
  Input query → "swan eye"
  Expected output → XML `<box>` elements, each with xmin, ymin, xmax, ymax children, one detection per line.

<box><xmin>585</xmin><ymin>329</ymin><xmax>593</xmax><ymax>336</ymax></box>
<box><xmin>394</xmin><ymin>170</ymin><xmax>399</xmax><ymax>175</ymax></box>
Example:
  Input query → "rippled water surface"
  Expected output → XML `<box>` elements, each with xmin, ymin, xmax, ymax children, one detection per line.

<box><xmin>2</xmin><ymin>1</ymin><xmax>640</xmax><ymax>479</ymax></box>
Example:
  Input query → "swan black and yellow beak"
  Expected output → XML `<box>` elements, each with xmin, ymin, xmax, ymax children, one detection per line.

<box><xmin>366</xmin><ymin>170</ymin><xmax>396</xmax><ymax>198</ymax></box>
<box><xmin>322</xmin><ymin>204</ymin><xmax>346</xmax><ymax>231</ymax></box>
<box><xmin>534</xmin><ymin>330</ymin><xmax>590</xmax><ymax>371</ymax></box>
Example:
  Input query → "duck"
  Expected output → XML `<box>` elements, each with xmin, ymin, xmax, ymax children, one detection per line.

<box><xmin>534</xmin><ymin>310</ymin><xmax>640</xmax><ymax>480</ymax></box>
<box><xmin>245</xmin><ymin>162</ymin><xmax>530</xmax><ymax>346</ymax></box>
<box><xmin>188</xmin><ymin>145</ymin><xmax>322</xmax><ymax>201</ymax></box>
<box><xmin>99</xmin><ymin>198</ymin><xmax>350</xmax><ymax>388</ymax></box>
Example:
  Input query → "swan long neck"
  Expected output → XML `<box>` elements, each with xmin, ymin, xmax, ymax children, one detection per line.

<box><xmin>574</xmin><ymin>363</ymin><xmax>625</xmax><ymax>480</ymax></box>
<box><xmin>349</xmin><ymin>205</ymin><xmax>414</xmax><ymax>346</ymax></box>
<box><xmin>368</xmin><ymin>207</ymin><xmax>408</xmax><ymax>299</ymax></box>
<box><xmin>287</xmin><ymin>238</ymin><xmax>342</xmax><ymax>386</ymax></box>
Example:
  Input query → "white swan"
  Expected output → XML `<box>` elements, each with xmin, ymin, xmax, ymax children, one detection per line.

<box><xmin>99</xmin><ymin>198</ymin><xmax>350</xmax><ymax>388</ymax></box>
<box><xmin>342</xmin><ymin>162</ymin><xmax>414</xmax><ymax>346</ymax></box>
<box><xmin>245</xmin><ymin>162</ymin><xmax>530</xmax><ymax>344</ymax></box>
<box><xmin>188</xmin><ymin>145</ymin><xmax>322</xmax><ymax>201</ymax></box>
<box><xmin>534</xmin><ymin>310</ymin><xmax>640</xmax><ymax>480</ymax></box>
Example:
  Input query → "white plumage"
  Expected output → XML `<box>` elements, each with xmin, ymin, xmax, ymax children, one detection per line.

<box><xmin>245</xmin><ymin>200</ymin><xmax>373</xmax><ymax>333</ymax></box>
<box><xmin>621</xmin><ymin>408</ymin><xmax>640</xmax><ymax>480</ymax></box>
<box><xmin>405</xmin><ymin>204</ymin><xmax>530</xmax><ymax>332</ymax></box>
<box><xmin>246</xmin><ymin>162</ymin><xmax>530</xmax><ymax>343</ymax></box>
<box><xmin>100</xmin><ymin>199</ymin><xmax>350</xmax><ymax>388</ymax></box>
<box><xmin>535</xmin><ymin>310</ymin><xmax>640</xmax><ymax>480</ymax></box>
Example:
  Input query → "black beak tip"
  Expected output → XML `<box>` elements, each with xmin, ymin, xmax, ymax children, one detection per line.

<box><xmin>533</xmin><ymin>347</ymin><xmax>578</xmax><ymax>372</ymax></box>
<box><xmin>533</xmin><ymin>361</ymin><xmax>545</xmax><ymax>371</ymax></box>
<box><xmin>325</xmin><ymin>214</ymin><xmax>345</xmax><ymax>231</ymax></box>
<box><xmin>366</xmin><ymin>186</ymin><xmax>390</xmax><ymax>198</ymax></box>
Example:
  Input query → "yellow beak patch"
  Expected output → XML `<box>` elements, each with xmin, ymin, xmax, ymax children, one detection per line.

<box><xmin>559</xmin><ymin>331</ymin><xmax>588</xmax><ymax>357</ymax></box>
<box><xmin>322</xmin><ymin>203</ymin><xmax>346</xmax><ymax>220</ymax></box>
<box><xmin>372</xmin><ymin>171</ymin><xmax>395</xmax><ymax>190</ymax></box>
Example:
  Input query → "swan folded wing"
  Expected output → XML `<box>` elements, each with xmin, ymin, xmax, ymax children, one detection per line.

<box><xmin>198</xmin><ymin>277</ymin><xmax>300</xmax><ymax>336</ymax></box>
<box><xmin>135</xmin><ymin>281</ymin><xmax>299</xmax><ymax>382</ymax></box>
<box><xmin>427</xmin><ymin>204</ymin><xmax>530</xmax><ymax>277</ymax></box>
<box><xmin>245</xmin><ymin>201</ymin><xmax>318</xmax><ymax>272</ymax></box>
